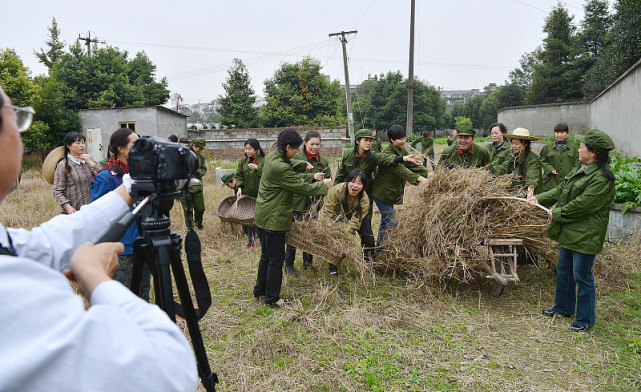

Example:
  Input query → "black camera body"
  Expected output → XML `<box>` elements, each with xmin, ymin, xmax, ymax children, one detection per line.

<box><xmin>128</xmin><ymin>136</ymin><xmax>198</xmax><ymax>201</ymax></box>
<box><xmin>129</xmin><ymin>136</ymin><xmax>197</xmax><ymax>181</ymax></box>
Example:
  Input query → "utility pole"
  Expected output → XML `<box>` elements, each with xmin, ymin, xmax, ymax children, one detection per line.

<box><xmin>329</xmin><ymin>30</ymin><xmax>357</xmax><ymax>143</ymax></box>
<box><xmin>77</xmin><ymin>31</ymin><xmax>102</xmax><ymax>58</ymax></box>
<box><xmin>406</xmin><ymin>0</ymin><xmax>416</xmax><ymax>137</ymax></box>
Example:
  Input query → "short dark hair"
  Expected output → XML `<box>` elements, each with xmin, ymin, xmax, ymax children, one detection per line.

<box><xmin>168</xmin><ymin>134</ymin><xmax>178</xmax><ymax>142</ymax></box>
<box><xmin>488</xmin><ymin>122</ymin><xmax>507</xmax><ymax>134</ymax></box>
<box><xmin>62</xmin><ymin>132</ymin><xmax>87</xmax><ymax>175</ymax></box>
<box><xmin>387</xmin><ymin>124</ymin><xmax>405</xmax><ymax>141</ymax></box>
<box><xmin>422</xmin><ymin>130</ymin><xmax>430</xmax><ymax>138</ymax></box>
<box><xmin>554</xmin><ymin>123</ymin><xmax>569</xmax><ymax>133</ymax></box>
<box><xmin>179</xmin><ymin>137</ymin><xmax>189</xmax><ymax>144</ymax></box>
<box><xmin>303</xmin><ymin>130</ymin><xmax>321</xmax><ymax>154</ymax></box>
<box><xmin>343</xmin><ymin>168</ymin><xmax>367</xmax><ymax>218</ymax></box>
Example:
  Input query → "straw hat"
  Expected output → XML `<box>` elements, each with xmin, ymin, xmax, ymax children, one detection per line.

<box><xmin>504</xmin><ymin>127</ymin><xmax>539</xmax><ymax>141</ymax></box>
<box><xmin>41</xmin><ymin>146</ymin><xmax>66</xmax><ymax>184</ymax></box>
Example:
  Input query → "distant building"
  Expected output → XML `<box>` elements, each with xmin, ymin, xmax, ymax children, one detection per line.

<box><xmin>79</xmin><ymin>106</ymin><xmax>188</xmax><ymax>160</ymax></box>
<box><xmin>439</xmin><ymin>84</ymin><xmax>497</xmax><ymax>112</ymax></box>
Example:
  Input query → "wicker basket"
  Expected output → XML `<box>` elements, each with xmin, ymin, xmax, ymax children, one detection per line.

<box><xmin>216</xmin><ymin>196</ymin><xmax>257</xmax><ymax>227</ymax></box>
<box><xmin>286</xmin><ymin>224</ymin><xmax>345</xmax><ymax>264</ymax></box>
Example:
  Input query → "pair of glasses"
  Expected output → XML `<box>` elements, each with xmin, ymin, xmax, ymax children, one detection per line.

<box><xmin>3</xmin><ymin>105</ymin><xmax>35</xmax><ymax>132</ymax></box>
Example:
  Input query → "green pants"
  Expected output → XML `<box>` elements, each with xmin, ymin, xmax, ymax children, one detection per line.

<box><xmin>181</xmin><ymin>188</ymin><xmax>205</xmax><ymax>229</ymax></box>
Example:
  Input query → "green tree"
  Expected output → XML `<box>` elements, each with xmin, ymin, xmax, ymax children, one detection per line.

<box><xmin>454</xmin><ymin>116</ymin><xmax>473</xmax><ymax>131</ymax></box>
<box><xmin>479</xmin><ymin>90</ymin><xmax>500</xmax><ymax>131</ymax></box>
<box><xmin>50</xmin><ymin>42</ymin><xmax>169</xmax><ymax>110</ymax></box>
<box><xmin>583</xmin><ymin>0</ymin><xmax>641</xmax><ymax>98</ymax></box>
<box><xmin>463</xmin><ymin>94</ymin><xmax>484</xmax><ymax>129</ymax></box>
<box><xmin>496</xmin><ymin>83</ymin><xmax>525</xmax><ymax>109</ymax></box>
<box><xmin>32</xmin><ymin>75</ymin><xmax>81</xmax><ymax>149</ymax></box>
<box><xmin>508</xmin><ymin>48</ymin><xmax>542</xmax><ymax>93</ymax></box>
<box><xmin>576</xmin><ymin>0</ymin><xmax>611</xmax><ymax>98</ymax></box>
<box><xmin>351</xmin><ymin>71</ymin><xmax>446</xmax><ymax>133</ymax></box>
<box><xmin>528</xmin><ymin>4</ymin><xmax>582</xmax><ymax>104</ymax></box>
<box><xmin>34</xmin><ymin>17</ymin><xmax>65</xmax><ymax>69</ymax></box>
<box><xmin>263</xmin><ymin>57</ymin><xmax>344</xmax><ymax>127</ymax></box>
<box><xmin>0</xmin><ymin>48</ymin><xmax>38</xmax><ymax>106</ymax></box>
<box><xmin>217</xmin><ymin>59</ymin><xmax>258</xmax><ymax>128</ymax></box>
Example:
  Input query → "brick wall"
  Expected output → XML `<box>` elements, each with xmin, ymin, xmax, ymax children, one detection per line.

<box><xmin>188</xmin><ymin>126</ymin><xmax>347</xmax><ymax>159</ymax></box>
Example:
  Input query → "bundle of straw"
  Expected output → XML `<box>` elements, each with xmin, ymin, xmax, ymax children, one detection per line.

<box><xmin>373</xmin><ymin>167</ymin><xmax>555</xmax><ymax>284</ymax></box>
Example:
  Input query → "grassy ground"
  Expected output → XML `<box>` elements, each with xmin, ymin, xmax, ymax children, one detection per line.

<box><xmin>2</xmin><ymin>165</ymin><xmax>640</xmax><ymax>391</ymax></box>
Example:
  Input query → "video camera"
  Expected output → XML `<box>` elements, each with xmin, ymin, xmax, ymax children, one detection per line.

<box><xmin>128</xmin><ymin>136</ymin><xmax>198</xmax><ymax>199</ymax></box>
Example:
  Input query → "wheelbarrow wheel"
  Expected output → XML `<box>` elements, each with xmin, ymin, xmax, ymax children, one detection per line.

<box><xmin>491</xmin><ymin>281</ymin><xmax>506</xmax><ymax>297</ymax></box>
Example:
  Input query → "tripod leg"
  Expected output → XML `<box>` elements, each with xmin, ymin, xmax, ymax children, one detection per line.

<box><xmin>170</xmin><ymin>243</ymin><xmax>218</xmax><ymax>392</ymax></box>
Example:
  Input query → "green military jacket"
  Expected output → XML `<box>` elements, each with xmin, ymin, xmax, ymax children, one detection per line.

<box><xmin>497</xmin><ymin>150</ymin><xmax>543</xmax><ymax>194</ymax></box>
<box><xmin>335</xmin><ymin>149</ymin><xmax>401</xmax><ymax>197</ymax></box>
<box><xmin>372</xmin><ymin>144</ymin><xmax>427</xmax><ymax>205</ymax></box>
<box><xmin>254</xmin><ymin>150</ymin><xmax>328</xmax><ymax>232</ymax></box>
<box><xmin>438</xmin><ymin>142</ymin><xmax>490</xmax><ymax>168</ymax></box>
<box><xmin>540</xmin><ymin>141</ymin><xmax>580</xmax><ymax>192</ymax></box>
<box><xmin>371</xmin><ymin>137</ymin><xmax>383</xmax><ymax>153</ymax></box>
<box><xmin>319</xmin><ymin>182</ymin><xmax>370</xmax><ymax>234</ymax></box>
<box><xmin>410</xmin><ymin>137</ymin><xmax>434</xmax><ymax>157</ymax></box>
<box><xmin>536</xmin><ymin>163</ymin><xmax>615</xmax><ymax>255</ymax></box>
<box><xmin>291</xmin><ymin>150</ymin><xmax>332</xmax><ymax>213</ymax></box>
<box><xmin>194</xmin><ymin>152</ymin><xmax>207</xmax><ymax>180</ymax></box>
<box><xmin>235</xmin><ymin>154</ymin><xmax>265</xmax><ymax>198</ymax></box>
<box><xmin>488</xmin><ymin>141</ymin><xmax>511</xmax><ymax>174</ymax></box>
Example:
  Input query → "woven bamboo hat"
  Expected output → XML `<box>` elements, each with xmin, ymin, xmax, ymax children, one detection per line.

<box><xmin>504</xmin><ymin>127</ymin><xmax>539</xmax><ymax>141</ymax></box>
<box><xmin>42</xmin><ymin>146</ymin><xmax>66</xmax><ymax>184</ymax></box>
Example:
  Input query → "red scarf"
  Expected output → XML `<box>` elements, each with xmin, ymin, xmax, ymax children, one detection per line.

<box><xmin>104</xmin><ymin>156</ymin><xmax>129</xmax><ymax>175</ymax></box>
<box><xmin>306</xmin><ymin>151</ymin><xmax>319</xmax><ymax>160</ymax></box>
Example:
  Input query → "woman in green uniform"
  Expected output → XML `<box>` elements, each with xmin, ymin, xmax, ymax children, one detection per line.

<box><xmin>319</xmin><ymin>168</ymin><xmax>369</xmax><ymax>276</ymax></box>
<box><xmin>335</xmin><ymin>129</ymin><xmax>422</xmax><ymax>262</ymax></box>
<box><xmin>284</xmin><ymin>131</ymin><xmax>332</xmax><ymax>275</ymax></box>
<box><xmin>528</xmin><ymin>129</ymin><xmax>615</xmax><ymax>332</ymax></box>
<box><xmin>370</xmin><ymin>129</ymin><xmax>383</xmax><ymax>153</ymax></box>
<box><xmin>253</xmin><ymin>128</ymin><xmax>332</xmax><ymax>307</ymax></box>
<box><xmin>487</xmin><ymin>122</ymin><xmax>511</xmax><ymax>174</ymax></box>
<box><xmin>540</xmin><ymin>123</ymin><xmax>580</xmax><ymax>192</ymax></box>
<box><xmin>235</xmin><ymin>138</ymin><xmax>265</xmax><ymax>247</ymax></box>
<box><xmin>498</xmin><ymin>128</ymin><xmax>542</xmax><ymax>198</ymax></box>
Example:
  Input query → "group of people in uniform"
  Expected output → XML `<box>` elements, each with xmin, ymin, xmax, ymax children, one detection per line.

<box><xmin>215</xmin><ymin>122</ymin><xmax>616</xmax><ymax>332</ymax></box>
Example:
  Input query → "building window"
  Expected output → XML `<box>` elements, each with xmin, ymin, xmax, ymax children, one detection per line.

<box><xmin>119</xmin><ymin>122</ymin><xmax>136</xmax><ymax>132</ymax></box>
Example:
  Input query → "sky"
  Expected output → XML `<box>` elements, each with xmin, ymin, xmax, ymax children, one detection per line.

<box><xmin>1</xmin><ymin>0</ymin><xmax>588</xmax><ymax>105</ymax></box>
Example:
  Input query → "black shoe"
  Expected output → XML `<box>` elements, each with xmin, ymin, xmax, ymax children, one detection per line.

<box><xmin>285</xmin><ymin>264</ymin><xmax>298</xmax><ymax>277</ymax></box>
<box><xmin>569</xmin><ymin>323</ymin><xmax>590</xmax><ymax>333</ymax></box>
<box><xmin>197</xmin><ymin>224</ymin><xmax>204</xmax><ymax>229</ymax></box>
<box><xmin>542</xmin><ymin>309</ymin><xmax>573</xmax><ymax>317</ymax></box>
<box><xmin>267</xmin><ymin>298</ymin><xmax>289</xmax><ymax>308</ymax></box>
<box><xmin>329</xmin><ymin>265</ymin><xmax>338</xmax><ymax>276</ymax></box>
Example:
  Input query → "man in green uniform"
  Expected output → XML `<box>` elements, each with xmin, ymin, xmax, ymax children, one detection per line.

<box><xmin>439</xmin><ymin>126</ymin><xmax>490</xmax><ymax>168</ymax></box>
<box><xmin>540</xmin><ymin>123</ymin><xmax>580</xmax><ymax>192</ymax></box>
<box><xmin>181</xmin><ymin>137</ymin><xmax>207</xmax><ymax>229</ymax></box>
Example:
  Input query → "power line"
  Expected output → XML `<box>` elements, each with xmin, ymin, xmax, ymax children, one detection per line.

<box><xmin>354</xmin><ymin>0</ymin><xmax>377</xmax><ymax>27</ymax></box>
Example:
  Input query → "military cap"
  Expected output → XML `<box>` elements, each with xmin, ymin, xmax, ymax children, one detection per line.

<box><xmin>354</xmin><ymin>129</ymin><xmax>373</xmax><ymax>139</ymax></box>
<box><xmin>456</xmin><ymin>125</ymin><xmax>475</xmax><ymax>137</ymax></box>
<box><xmin>575</xmin><ymin>129</ymin><xmax>615</xmax><ymax>153</ymax></box>
<box><xmin>221</xmin><ymin>172</ymin><xmax>235</xmax><ymax>184</ymax></box>
<box><xmin>192</xmin><ymin>137</ymin><xmax>206</xmax><ymax>148</ymax></box>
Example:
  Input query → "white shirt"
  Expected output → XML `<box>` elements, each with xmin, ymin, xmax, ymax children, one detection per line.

<box><xmin>0</xmin><ymin>192</ymin><xmax>198</xmax><ymax>392</ymax></box>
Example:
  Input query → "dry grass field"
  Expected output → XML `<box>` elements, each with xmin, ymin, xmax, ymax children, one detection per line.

<box><xmin>2</xmin><ymin>160</ymin><xmax>640</xmax><ymax>392</ymax></box>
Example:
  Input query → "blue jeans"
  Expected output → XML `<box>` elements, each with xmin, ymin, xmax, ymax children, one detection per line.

<box><xmin>373</xmin><ymin>197</ymin><xmax>398</xmax><ymax>255</ymax></box>
<box><xmin>553</xmin><ymin>247</ymin><xmax>596</xmax><ymax>327</ymax></box>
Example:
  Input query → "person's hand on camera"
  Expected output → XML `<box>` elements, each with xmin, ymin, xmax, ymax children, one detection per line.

<box><xmin>114</xmin><ymin>175</ymin><xmax>135</xmax><ymax>207</ymax></box>
<box><xmin>65</xmin><ymin>242</ymin><xmax>124</xmax><ymax>299</ymax></box>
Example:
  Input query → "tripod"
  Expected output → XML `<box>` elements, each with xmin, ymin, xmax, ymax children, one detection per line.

<box><xmin>99</xmin><ymin>194</ymin><xmax>218</xmax><ymax>392</ymax></box>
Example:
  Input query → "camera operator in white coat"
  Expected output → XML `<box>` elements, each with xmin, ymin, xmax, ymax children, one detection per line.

<box><xmin>0</xmin><ymin>85</ymin><xmax>198</xmax><ymax>392</ymax></box>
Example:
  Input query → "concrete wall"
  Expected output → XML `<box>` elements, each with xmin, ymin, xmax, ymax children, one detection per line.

<box><xmin>79</xmin><ymin>107</ymin><xmax>187</xmax><ymax>159</ymax></box>
<box><xmin>155</xmin><ymin>108</ymin><xmax>188</xmax><ymax>140</ymax></box>
<box><xmin>498</xmin><ymin>102</ymin><xmax>591</xmax><ymax>137</ymax></box>
<box><xmin>498</xmin><ymin>58</ymin><xmax>641</xmax><ymax>157</ymax></box>
<box><xmin>188</xmin><ymin>127</ymin><xmax>347</xmax><ymax>159</ymax></box>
